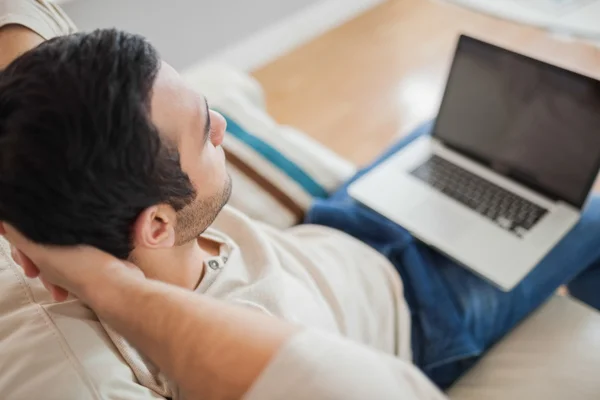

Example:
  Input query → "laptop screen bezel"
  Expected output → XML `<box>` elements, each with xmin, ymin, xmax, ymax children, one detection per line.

<box><xmin>431</xmin><ymin>34</ymin><xmax>600</xmax><ymax>210</ymax></box>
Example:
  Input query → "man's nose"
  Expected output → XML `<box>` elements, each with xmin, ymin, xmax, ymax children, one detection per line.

<box><xmin>209</xmin><ymin>110</ymin><xmax>226</xmax><ymax>147</ymax></box>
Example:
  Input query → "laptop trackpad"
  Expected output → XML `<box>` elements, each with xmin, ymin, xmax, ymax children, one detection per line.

<box><xmin>409</xmin><ymin>198</ymin><xmax>472</xmax><ymax>243</ymax></box>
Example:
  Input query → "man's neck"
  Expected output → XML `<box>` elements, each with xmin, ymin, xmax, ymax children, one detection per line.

<box><xmin>132</xmin><ymin>237</ymin><xmax>220</xmax><ymax>290</ymax></box>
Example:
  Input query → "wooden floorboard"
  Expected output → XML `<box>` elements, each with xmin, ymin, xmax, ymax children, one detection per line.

<box><xmin>253</xmin><ymin>0</ymin><xmax>600</xmax><ymax>166</ymax></box>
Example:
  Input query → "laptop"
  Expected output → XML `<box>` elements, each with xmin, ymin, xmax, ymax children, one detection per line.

<box><xmin>348</xmin><ymin>35</ymin><xmax>600</xmax><ymax>291</ymax></box>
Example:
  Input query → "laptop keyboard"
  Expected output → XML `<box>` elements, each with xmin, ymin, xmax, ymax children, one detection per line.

<box><xmin>410</xmin><ymin>155</ymin><xmax>548</xmax><ymax>238</ymax></box>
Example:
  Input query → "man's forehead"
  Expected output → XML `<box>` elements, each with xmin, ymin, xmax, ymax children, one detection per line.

<box><xmin>152</xmin><ymin>61</ymin><xmax>195</xmax><ymax>107</ymax></box>
<box><xmin>150</xmin><ymin>61</ymin><xmax>205</xmax><ymax>143</ymax></box>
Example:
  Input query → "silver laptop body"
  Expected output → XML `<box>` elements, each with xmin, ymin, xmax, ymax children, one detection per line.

<box><xmin>349</xmin><ymin>35</ymin><xmax>600</xmax><ymax>291</ymax></box>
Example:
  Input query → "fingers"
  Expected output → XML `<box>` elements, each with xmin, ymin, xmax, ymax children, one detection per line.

<box><xmin>5</xmin><ymin>225</ymin><xmax>41</xmax><ymax>277</ymax></box>
<box><xmin>2</xmin><ymin>222</ymin><xmax>39</xmax><ymax>259</ymax></box>
<box><xmin>10</xmin><ymin>245</ymin><xmax>20</xmax><ymax>264</ymax></box>
<box><xmin>39</xmin><ymin>277</ymin><xmax>68</xmax><ymax>302</ymax></box>
<box><xmin>3</xmin><ymin>221</ymin><xmax>113</xmax><ymax>268</ymax></box>
<box><xmin>41</xmin><ymin>277</ymin><xmax>68</xmax><ymax>301</ymax></box>
<box><xmin>15</xmin><ymin>247</ymin><xmax>66</xmax><ymax>300</ymax></box>
<box><xmin>1</xmin><ymin>221</ymin><xmax>142</xmax><ymax>303</ymax></box>
<box><xmin>51</xmin><ymin>285</ymin><xmax>69</xmax><ymax>302</ymax></box>
<box><xmin>12</xmin><ymin>244</ymin><xmax>41</xmax><ymax>278</ymax></box>
<box><xmin>13</xmin><ymin>247</ymin><xmax>40</xmax><ymax>278</ymax></box>
<box><xmin>40</xmin><ymin>277</ymin><xmax>53</xmax><ymax>293</ymax></box>
<box><xmin>3</xmin><ymin>223</ymin><xmax>67</xmax><ymax>301</ymax></box>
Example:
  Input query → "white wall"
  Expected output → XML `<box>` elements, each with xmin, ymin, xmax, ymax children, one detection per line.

<box><xmin>62</xmin><ymin>0</ymin><xmax>321</xmax><ymax>70</ymax></box>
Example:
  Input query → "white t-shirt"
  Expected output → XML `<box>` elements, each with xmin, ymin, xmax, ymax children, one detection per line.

<box><xmin>203</xmin><ymin>206</ymin><xmax>412</xmax><ymax>359</ymax></box>
<box><xmin>104</xmin><ymin>206</ymin><xmax>416</xmax><ymax>398</ymax></box>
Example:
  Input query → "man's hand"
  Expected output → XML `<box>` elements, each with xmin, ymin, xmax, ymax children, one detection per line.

<box><xmin>10</xmin><ymin>242</ymin><xmax>70</xmax><ymax>301</ymax></box>
<box><xmin>0</xmin><ymin>222</ymin><xmax>144</xmax><ymax>303</ymax></box>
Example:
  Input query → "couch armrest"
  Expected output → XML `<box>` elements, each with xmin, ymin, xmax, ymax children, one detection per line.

<box><xmin>182</xmin><ymin>63</ymin><xmax>266</xmax><ymax>110</ymax></box>
<box><xmin>449</xmin><ymin>295</ymin><xmax>600</xmax><ymax>400</ymax></box>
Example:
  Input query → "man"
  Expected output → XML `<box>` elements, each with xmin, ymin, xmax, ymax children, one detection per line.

<box><xmin>2</xmin><ymin>0</ymin><xmax>600</xmax><ymax>398</ymax></box>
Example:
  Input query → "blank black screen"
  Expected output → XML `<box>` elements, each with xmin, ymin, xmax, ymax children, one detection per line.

<box><xmin>434</xmin><ymin>35</ymin><xmax>600</xmax><ymax>208</ymax></box>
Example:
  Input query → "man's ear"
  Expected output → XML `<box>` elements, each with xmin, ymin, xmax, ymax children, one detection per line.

<box><xmin>132</xmin><ymin>205</ymin><xmax>176</xmax><ymax>249</ymax></box>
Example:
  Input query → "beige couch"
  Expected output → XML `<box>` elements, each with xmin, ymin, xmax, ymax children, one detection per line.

<box><xmin>449</xmin><ymin>296</ymin><xmax>600</xmax><ymax>399</ymax></box>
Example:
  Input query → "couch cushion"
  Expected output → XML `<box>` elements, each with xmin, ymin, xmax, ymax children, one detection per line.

<box><xmin>183</xmin><ymin>65</ymin><xmax>357</xmax><ymax>228</ymax></box>
<box><xmin>449</xmin><ymin>295</ymin><xmax>600</xmax><ymax>400</ymax></box>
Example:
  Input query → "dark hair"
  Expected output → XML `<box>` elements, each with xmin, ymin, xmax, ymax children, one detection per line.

<box><xmin>0</xmin><ymin>29</ymin><xmax>195</xmax><ymax>259</ymax></box>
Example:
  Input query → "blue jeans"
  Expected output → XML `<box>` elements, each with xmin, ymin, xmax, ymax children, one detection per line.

<box><xmin>305</xmin><ymin>121</ymin><xmax>600</xmax><ymax>389</ymax></box>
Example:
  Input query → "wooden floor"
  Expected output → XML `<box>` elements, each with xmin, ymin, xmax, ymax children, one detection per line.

<box><xmin>253</xmin><ymin>0</ymin><xmax>600</xmax><ymax>166</ymax></box>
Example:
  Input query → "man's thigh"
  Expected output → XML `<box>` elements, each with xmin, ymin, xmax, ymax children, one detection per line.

<box><xmin>307</xmin><ymin>121</ymin><xmax>600</xmax><ymax>387</ymax></box>
<box><xmin>422</xmin><ymin>195</ymin><xmax>600</xmax><ymax>386</ymax></box>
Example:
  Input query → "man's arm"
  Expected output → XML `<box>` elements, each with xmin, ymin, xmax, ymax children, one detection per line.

<box><xmin>90</xmin><ymin>267</ymin><xmax>299</xmax><ymax>400</ymax></box>
<box><xmin>93</xmin><ymin>274</ymin><xmax>446</xmax><ymax>400</ymax></box>
<box><xmin>0</xmin><ymin>0</ymin><xmax>78</xmax><ymax>69</ymax></box>
<box><xmin>0</xmin><ymin>24</ymin><xmax>44</xmax><ymax>68</ymax></box>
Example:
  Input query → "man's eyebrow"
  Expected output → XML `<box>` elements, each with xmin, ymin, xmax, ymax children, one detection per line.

<box><xmin>203</xmin><ymin>97</ymin><xmax>211</xmax><ymax>143</ymax></box>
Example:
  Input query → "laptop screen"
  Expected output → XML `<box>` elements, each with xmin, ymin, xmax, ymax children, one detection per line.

<box><xmin>434</xmin><ymin>35</ymin><xmax>600</xmax><ymax>208</ymax></box>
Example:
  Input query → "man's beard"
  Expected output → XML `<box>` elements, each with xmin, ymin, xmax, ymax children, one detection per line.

<box><xmin>174</xmin><ymin>174</ymin><xmax>232</xmax><ymax>245</ymax></box>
